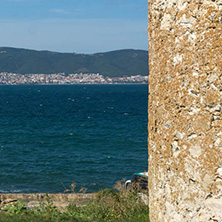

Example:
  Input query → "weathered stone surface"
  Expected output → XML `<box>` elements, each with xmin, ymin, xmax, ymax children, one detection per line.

<box><xmin>148</xmin><ymin>0</ymin><xmax>222</xmax><ymax>221</ymax></box>
<box><xmin>0</xmin><ymin>193</ymin><xmax>96</xmax><ymax>209</ymax></box>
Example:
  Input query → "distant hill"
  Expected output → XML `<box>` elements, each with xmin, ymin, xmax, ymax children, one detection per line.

<box><xmin>0</xmin><ymin>47</ymin><xmax>148</xmax><ymax>77</ymax></box>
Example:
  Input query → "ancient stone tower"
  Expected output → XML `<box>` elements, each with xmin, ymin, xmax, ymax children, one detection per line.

<box><xmin>148</xmin><ymin>0</ymin><xmax>222</xmax><ymax>221</ymax></box>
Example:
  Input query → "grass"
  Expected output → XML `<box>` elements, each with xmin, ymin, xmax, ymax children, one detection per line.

<box><xmin>0</xmin><ymin>183</ymin><xmax>149</xmax><ymax>222</ymax></box>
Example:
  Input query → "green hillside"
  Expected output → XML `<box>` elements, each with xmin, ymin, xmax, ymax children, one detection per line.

<box><xmin>0</xmin><ymin>47</ymin><xmax>148</xmax><ymax>77</ymax></box>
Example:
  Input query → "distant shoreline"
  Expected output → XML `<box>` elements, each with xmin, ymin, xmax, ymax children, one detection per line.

<box><xmin>0</xmin><ymin>83</ymin><xmax>148</xmax><ymax>86</ymax></box>
<box><xmin>0</xmin><ymin>73</ymin><xmax>148</xmax><ymax>85</ymax></box>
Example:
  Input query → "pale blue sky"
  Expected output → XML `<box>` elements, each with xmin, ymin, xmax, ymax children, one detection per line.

<box><xmin>0</xmin><ymin>0</ymin><xmax>148</xmax><ymax>53</ymax></box>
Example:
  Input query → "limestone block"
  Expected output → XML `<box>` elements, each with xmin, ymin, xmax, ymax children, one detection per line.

<box><xmin>148</xmin><ymin>0</ymin><xmax>222</xmax><ymax>221</ymax></box>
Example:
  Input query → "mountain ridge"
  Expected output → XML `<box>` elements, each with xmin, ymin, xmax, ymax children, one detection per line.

<box><xmin>0</xmin><ymin>47</ymin><xmax>148</xmax><ymax>77</ymax></box>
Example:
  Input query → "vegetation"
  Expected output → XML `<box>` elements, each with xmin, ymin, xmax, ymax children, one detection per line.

<box><xmin>0</xmin><ymin>180</ymin><xmax>149</xmax><ymax>222</ymax></box>
<box><xmin>0</xmin><ymin>188</ymin><xmax>149</xmax><ymax>222</ymax></box>
<box><xmin>0</xmin><ymin>47</ymin><xmax>148</xmax><ymax>77</ymax></box>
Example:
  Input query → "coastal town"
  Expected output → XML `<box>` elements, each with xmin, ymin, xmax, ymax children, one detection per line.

<box><xmin>0</xmin><ymin>72</ymin><xmax>148</xmax><ymax>85</ymax></box>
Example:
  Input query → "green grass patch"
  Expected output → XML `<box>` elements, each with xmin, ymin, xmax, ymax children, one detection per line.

<box><xmin>0</xmin><ymin>189</ymin><xmax>149</xmax><ymax>222</ymax></box>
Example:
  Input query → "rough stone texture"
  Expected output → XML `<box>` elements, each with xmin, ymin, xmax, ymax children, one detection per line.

<box><xmin>0</xmin><ymin>193</ymin><xmax>96</xmax><ymax>209</ymax></box>
<box><xmin>148</xmin><ymin>0</ymin><xmax>222</xmax><ymax>221</ymax></box>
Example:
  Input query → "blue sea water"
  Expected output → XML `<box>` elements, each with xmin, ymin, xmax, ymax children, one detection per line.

<box><xmin>0</xmin><ymin>84</ymin><xmax>148</xmax><ymax>193</ymax></box>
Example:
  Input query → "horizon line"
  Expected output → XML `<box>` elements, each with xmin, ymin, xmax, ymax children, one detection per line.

<box><xmin>0</xmin><ymin>46</ymin><xmax>148</xmax><ymax>55</ymax></box>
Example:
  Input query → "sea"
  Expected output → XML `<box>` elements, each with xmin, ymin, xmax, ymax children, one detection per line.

<box><xmin>0</xmin><ymin>84</ymin><xmax>148</xmax><ymax>193</ymax></box>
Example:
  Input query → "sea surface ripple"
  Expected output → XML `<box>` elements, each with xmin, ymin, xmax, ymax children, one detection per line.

<box><xmin>0</xmin><ymin>84</ymin><xmax>148</xmax><ymax>193</ymax></box>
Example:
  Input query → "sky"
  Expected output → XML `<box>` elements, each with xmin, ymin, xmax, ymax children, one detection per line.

<box><xmin>0</xmin><ymin>0</ymin><xmax>148</xmax><ymax>53</ymax></box>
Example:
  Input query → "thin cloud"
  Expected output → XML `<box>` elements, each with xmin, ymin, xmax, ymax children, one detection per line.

<box><xmin>50</xmin><ymin>9</ymin><xmax>69</xmax><ymax>14</ymax></box>
<box><xmin>107</xmin><ymin>0</ymin><xmax>124</xmax><ymax>6</ymax></box>
<box><xmin>0</xmin><ymin>18</ymin><xmax>147</xmax><ymax>53</ymax></box>
<box><xmin>0</xmin><ymin>0</ymin><xmax>44</xmax><ymax>2</ymax></box>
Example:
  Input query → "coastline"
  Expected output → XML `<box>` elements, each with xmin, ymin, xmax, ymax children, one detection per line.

<box><xmin>0</xmin><ymin>83</ymin><xmax>148</xmax><ymax>86</ymax></box>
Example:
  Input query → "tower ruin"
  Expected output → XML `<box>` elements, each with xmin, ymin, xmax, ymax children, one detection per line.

<box><xmin>148</xmin><ymin>1</ymin><xmax>222</xmax><ymax>221</ymax></box>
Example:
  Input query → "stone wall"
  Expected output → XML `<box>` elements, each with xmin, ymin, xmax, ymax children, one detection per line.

<box><xmin>0</xmin><ymin>193</ymin><xmax>95</xmax><ymax>209</ymax></box>
<box><xmin>148</xmin><ymin>0</ymin><xmax>222</xmax><ymax>221</ymax></box>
